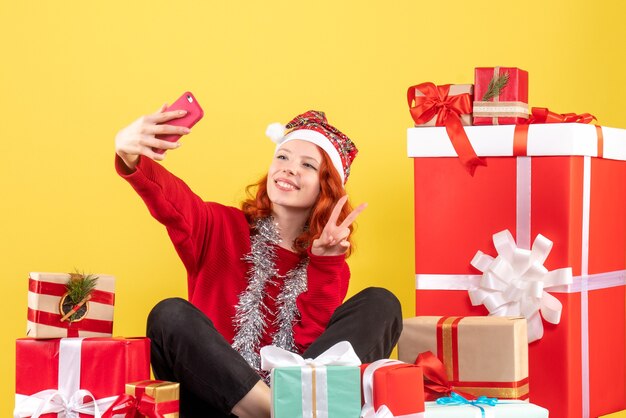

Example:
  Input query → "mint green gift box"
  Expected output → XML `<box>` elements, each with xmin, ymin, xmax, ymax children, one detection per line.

<box><xmin>270</xmin><ymin>365</ymin><xmax>361</xmax><ymax>418</ymax></box>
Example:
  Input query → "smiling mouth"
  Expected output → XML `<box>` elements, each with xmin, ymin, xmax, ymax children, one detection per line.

<box><xmin>275</xmin><ymin>179</ymin><xmax>300</xmax><ymax>191</ymax></box>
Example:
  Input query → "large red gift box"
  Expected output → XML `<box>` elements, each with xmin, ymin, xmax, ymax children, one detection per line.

<box><xmin>15</xmin><ymin>337</ymin><xmax>150</xmax><ymax>417</ymax></box>
<box><xmin>473</xmin><ymin>67</ymin><xmax>529</xmax><ymax>125</ymax></box>
<box><xmin>360</xmin><ymin>360</ymin><xmax>425</xmax><ymax>418</ymax></box>
<box><xmin>407</xmin><ymin>123</ymin><xmax>626</xmax><ymax>418</ymax></box>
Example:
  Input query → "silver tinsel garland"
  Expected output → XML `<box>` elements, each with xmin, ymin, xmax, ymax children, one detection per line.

<box><xmin>231</xmin><ymin>217</ymin><xmax>309</xmax><ymax>373</ymax></box>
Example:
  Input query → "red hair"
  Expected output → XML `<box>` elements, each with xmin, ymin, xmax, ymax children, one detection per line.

<box><xmin>242</xmin><ymin>146</ymin><xmax>355</xmax><ymax>257</ymax></box>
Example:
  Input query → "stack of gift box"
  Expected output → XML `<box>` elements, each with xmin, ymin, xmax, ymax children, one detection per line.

<box><xmin>257</xmin><ymin>67</ymin><xmax>626</xmax><ymax>418</ymax></box>
<box><xmin>14</xmin><ymin>272</ymin><xmax>180</xmax><ymax>417</ymax></box>
<box><xmin>405</xmin><ymin>66</ymin><xmax>626</xmax><ymax>418</ymax></box>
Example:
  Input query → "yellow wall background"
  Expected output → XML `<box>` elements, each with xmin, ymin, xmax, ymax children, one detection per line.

<box><xmin>1</xmin><ymin>0</ymin><xmax>624</xmax><ymax>414</ymax></box>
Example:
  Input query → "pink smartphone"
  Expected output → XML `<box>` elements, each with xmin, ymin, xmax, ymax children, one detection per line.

<box><xmin>154</xmin><ymin>91</ymin><xmax>204</xmax><ymax>154</ymax></box>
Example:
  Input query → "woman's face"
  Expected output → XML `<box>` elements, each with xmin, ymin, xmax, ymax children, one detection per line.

<box><xmin>267</xmin><ymin>139</ymin><xmax>322</xmax><ymax>213</ymax></box>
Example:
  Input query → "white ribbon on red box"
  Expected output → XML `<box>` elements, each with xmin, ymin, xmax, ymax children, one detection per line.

<box><xmin>412</xmin><ymin>152</ymin><xmax>626</xmax><ymax>418</ymax></box>
<box><xmin>13</xmin><ymin>338</ymin><xmax>123</xmax><ymax>418</ymax></box>
<box><xmin>361</xmin><ymin>359</ymin><xmax>425</xmax><ymax>418</ymax></box>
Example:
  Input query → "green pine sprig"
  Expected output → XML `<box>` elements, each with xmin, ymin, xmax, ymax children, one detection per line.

<box><xmin>65</xmin><ymin>272</ymin><xmax>98</xmax><ymax>305</ymax></box>
<box><xmin>482</xmin><ymin>72</ymin><xmax>510</xmax><ymax>101</ymax></box>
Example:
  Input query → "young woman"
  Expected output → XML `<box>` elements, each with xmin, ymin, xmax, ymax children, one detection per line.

<box><xmin>115</xmin><ymin>108</ymin><xmax>402</xmax><ymax>418</ymax></box>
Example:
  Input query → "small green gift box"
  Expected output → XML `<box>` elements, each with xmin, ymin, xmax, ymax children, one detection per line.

<box><xmin>261</xmin><ymin>341</ymin><xmax>362</xmax><ymax>418</ymax></box>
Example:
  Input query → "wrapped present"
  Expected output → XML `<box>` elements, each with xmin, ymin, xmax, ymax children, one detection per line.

<box><xmin>472</xmin><ymin>66</ymin><xmax>529</xmax><ymax>125</ymax></box>
<box><xmin>125</xmin><ymin>380</ymin><xmax>180</xmax><ymax>418</ymax></box>
<box><xmin>407</xmin><ymin>122</ymin><xmax>626</xmax><ymax>418</ymax></box>
<box><xmin>398</xmin><ymin>316</ymin><xmax>528</xmax><ymax>400</ymax></box>
<box><xmin>14</xmin><ymin>337</ymin><xmax>150</xmax><ymax>417</ymax></box>
<box><xmin>424</xmin><ymin>393</ymin><xmax>549</xmax><ymax>417</ymax></box>
<box><xmin>260</xmin><ymin>341</ymin><xmax>361</xmax><ymax>418</ymax></box>
<box><xmin>409</xmin><ymin>84</ymin><xmax>474</xmax><ymax>127</ymax></box>
<box><xmin>408</xmin><ymin>82</ymin><xmax>485</xmax><ymax>175</ymax></box>
<box><xmin>27</xmin><ymin>272</ymin><xmax>115</xmax><ymax>338</ymax></box>
<box><xmin>361</xmin><ymin>359</ymin><xmax>425</xmax><ymax>418</ymax></box>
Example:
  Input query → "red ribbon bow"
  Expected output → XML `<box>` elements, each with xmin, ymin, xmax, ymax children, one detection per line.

<box><xmin>514</xmin><ymin>107</ymin><xmax>599</xmax><ymax>156</ymax></box>
<box><xmin>527</xmin><ymin>107</ymin><xmax>596</xmax><ymax>124</ymax></box>
<box><xmin>103</xmin><ymin>393</ymin><xmax>179</xmax><ymax>418</ymax></box>
<box><xmin>414</xmin><ymin>351</ymin><xmax>475</xmax><ymax>401</ymax></box>
<box><xmin>408</xmin><ymin>82</ymin><xmax>486</xmax><ymax>175</ymax></box>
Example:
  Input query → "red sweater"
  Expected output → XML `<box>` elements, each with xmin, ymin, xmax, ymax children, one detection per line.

<box><xmin>116</xmin><ymin>155</ymin><xmax>350</xmax><ymax>352</ymax></box>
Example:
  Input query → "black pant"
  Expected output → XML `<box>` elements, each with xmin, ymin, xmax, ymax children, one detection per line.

<box><xmin>147</xmin><ymin>287</ymin><xmax>403</xmax><ymax>418</ymax></box>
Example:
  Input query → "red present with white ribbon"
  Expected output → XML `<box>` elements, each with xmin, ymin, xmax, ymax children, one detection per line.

<box><xmin>407</xmin><ymin>123</ymin><xmax>626</xmax><ymax>418</ymax></box>
<box><xmin>27</xmin><ymin>273</ymin><xmax>115</xmax><ymax>338</ymax></box>
<box><xmin>14</xmin><ymin>337</ymin><xmax>150</xmax><ymax>418</ymax></box>
<box><xmin>360</xmin><ymin>359</ymin><xmax>425</xmax><ymax>418</ymax></box>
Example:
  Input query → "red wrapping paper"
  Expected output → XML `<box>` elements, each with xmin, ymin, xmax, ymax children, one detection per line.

<box><xmin>15</xmin><ymin>337</ymin><xmax>150</xmax><ymax>417</ymax></box>
<box><xmin>473</xmin><ymin>67</ymin><xmax>529</xmax><ymax>125</ymax></box>
<box><xmin>411</xmin><ymin>153</ymin><xmax>626</xmax><ymax>418</ymax></box>
<box><xmin>360</xmin><ymin>362</ymin><xmax>425</xmax><ymax>417</ymax></box>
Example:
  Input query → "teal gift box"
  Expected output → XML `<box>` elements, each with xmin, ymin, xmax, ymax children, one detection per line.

<box><xmin>270</xmin><ymin>365</ymin><xmax>361</xmax><ymax>418</ymax></box>
<box><xmin>261</xmin><ymin>341</ymin><xmax>362</xmax><ymax>418</ymax></box>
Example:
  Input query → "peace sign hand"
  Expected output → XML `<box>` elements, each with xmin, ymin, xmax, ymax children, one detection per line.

<box><xmin>311</xmin><ymin>196</ymin><xmax>367</xmax><ymax>257</ymax></box>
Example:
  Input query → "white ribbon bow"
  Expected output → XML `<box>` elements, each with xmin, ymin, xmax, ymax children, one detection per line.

<box><xmin>13</xmin><ymin>389</ymin><xmax>120</xmax><ymax>418</ymax></box>
<box><xmin>468</xmin><ymin>230</ymin><xmax>573</xmax><ymax>342</ymax></box>
<box><xmin>260</xmin><ymin>340</ymin><xmax>361</xmax><ymax>369</ymax></box>
<box><xmin>370</xmin><ymin>405</ymin><xmax>395</xmax><ymax>418</ymax></box>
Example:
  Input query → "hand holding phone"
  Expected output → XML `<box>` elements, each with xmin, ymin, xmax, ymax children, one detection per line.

<box><xmin>154</xmin><ymin>91</ymin><xmax>204</xmax><ymax>154</ymax></box>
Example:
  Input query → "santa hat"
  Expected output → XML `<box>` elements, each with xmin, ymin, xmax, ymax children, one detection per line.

<box><xmin>265</xmin><ymin>110</ymin><xmax>358</xmax><ymax>184</ymax></box>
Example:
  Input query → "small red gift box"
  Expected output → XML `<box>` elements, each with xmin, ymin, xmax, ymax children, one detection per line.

<box><xmin>27</xmin><ymin>272</ymin><xmax>116</xmax><ymax>338</ymax></box>
<box><xmin>14</xmin><ymin>337</ymin><xmax>150</xmax><ymax>418</ymax></box>
<box><xmin>473</xmin><ymin>67</ymin><xmax>529</xmax><ymax>125</ymax></box>
<box><xmin>360</xmin><ymin>360</ymin><xmax>425</xmax><ymax>418</ymax></box>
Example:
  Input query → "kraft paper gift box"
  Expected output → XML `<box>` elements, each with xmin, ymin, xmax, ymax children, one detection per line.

<box><xmin>409</xmin><ymin>84</ymin><xmax>474</xmax><ymax>126</ymax></box>
<box><xmin>14</xmin><ymin>337</ymin><xmax>150</xmax><ymax>418</ymax></box>
<box><xmin>260</xmin><ymin>342</ymin><xmax>361</xmax><ymax>418</ymax></box>
<box><xmin>407</xmin><ymin>123</ymin><xmax>626</xmax><ymax>418</ymax></box>
<box><xmin>125</xmin><ymin>380</ymin><xmax>180</xmax><ymax>418</ymax></box>
<box><xmin>27</xmin><ymin>272</ymin><xmax>115</xmax><ymax>338</ymax></box>
<box><xmin>360</xmin><ymin>360</ymin><xmax>425</xmax><ymax>418</ymax></box>
<box><xmin>398</xmin><ymin>316</ymin><xmax>528</xmax><ymax>400</ymax></box>
<box><xmin>472</xmin><ymin>67</ymin><xmax>529</xmax><ymax>125</ymax></box>
<box><xmin>424</xmin><ymin>399</ymin><xmax>549</xmax><ymax>418</ymax></box>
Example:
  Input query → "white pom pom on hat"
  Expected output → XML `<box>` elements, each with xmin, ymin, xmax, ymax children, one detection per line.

<box><xmin>265</xmin><ymin>122</ymin><xmax>286</xmax><ymax>144</ymax></box>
